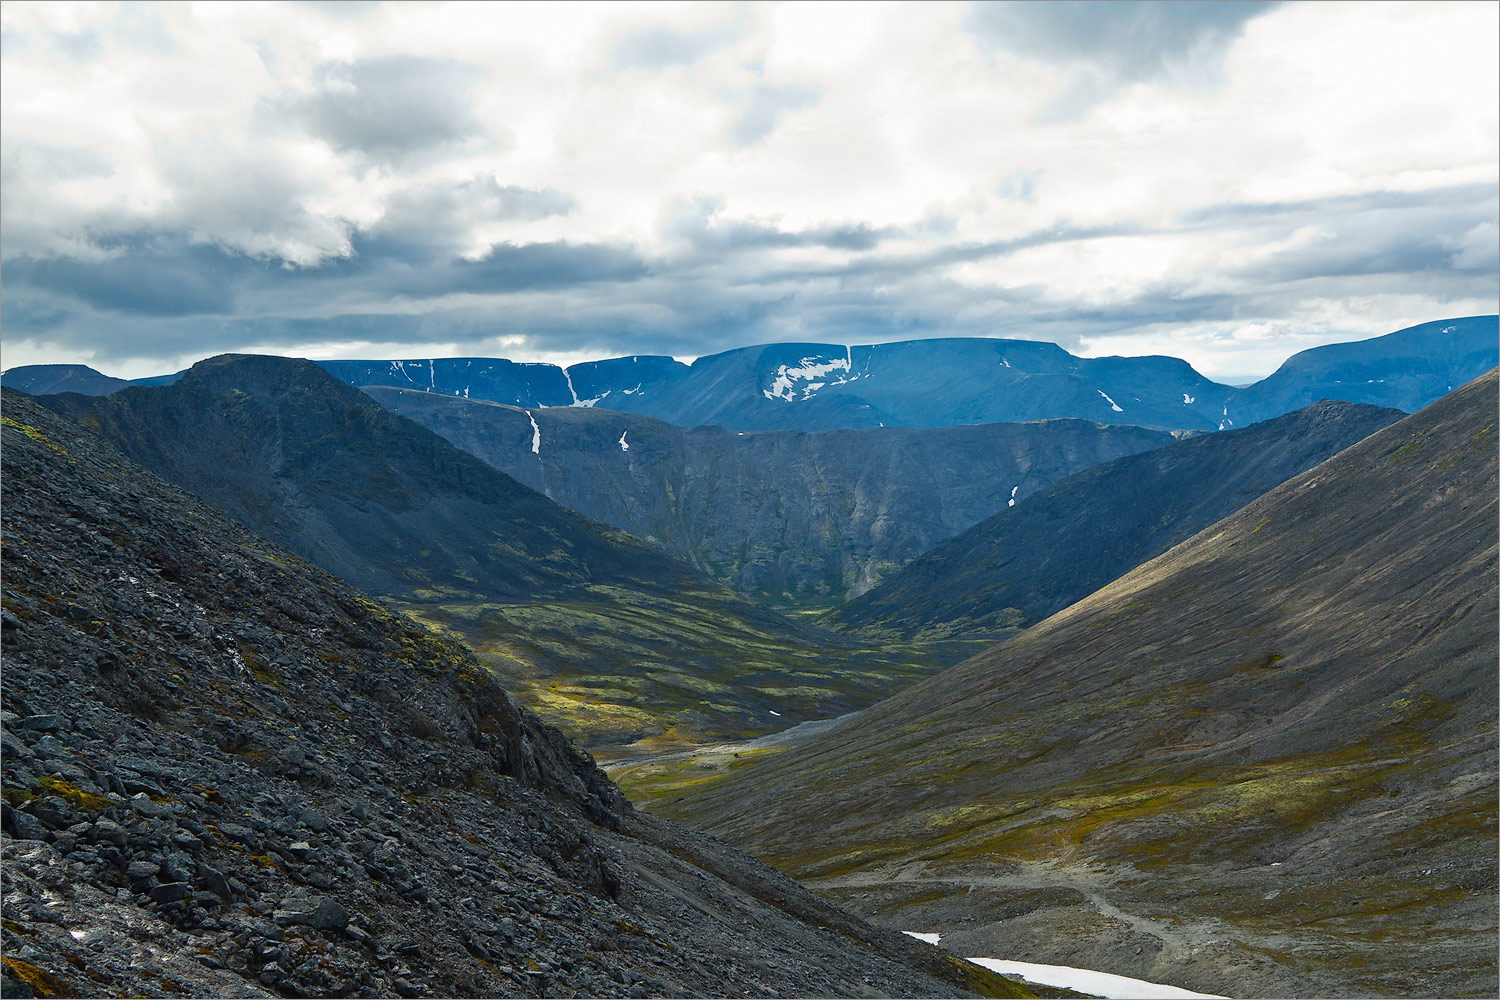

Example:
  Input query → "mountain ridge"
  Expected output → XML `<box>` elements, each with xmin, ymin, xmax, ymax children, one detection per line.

<box><xmin>9</xmin><ymin>315</ymin><xmax>1494</xmax><ymax>433</ymax></box>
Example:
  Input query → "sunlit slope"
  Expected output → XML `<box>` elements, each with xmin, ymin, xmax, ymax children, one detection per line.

<box><xmin>649</xmin><ymin>371</ymin><xmax>1499</xmax><ymax>998</ymax></box>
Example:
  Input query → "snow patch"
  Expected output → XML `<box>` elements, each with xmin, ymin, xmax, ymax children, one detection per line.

<box><xmin>576</xmin><ymin>391</ymin><xmax>611</xmax><ymax>408</ymax></box>
<box><xmin>965</xmin><ymin>958</ymin><xmax>1225</xmax><ymax>999</ymax></box>
<box><xmin>621</xmin><ymin>383</ymin><xmax>643</xmax><ymax>395</ymax></box>
<box><xmin>391</xmin><ymin>360</ymin><xmax>415</xmax><ymax>384</ymax></box>
<box><xmin>1000</xmin><ymin>357</ymin><xmax>1011</xmax><ymax>368</ymax></box>
<box><xmin>618</xmin><ymin>430</ymin><xmax>629</xmax><ymax>452</ymax></box>
<box><xmin>526</xmin><ymin>411</ymin><xmax>541</xmax><ymax>455</ymax></box>
<box><xmin>428</xmin><ymin>360</ymin><xmax>435</xmax><ymax>389</ymax></box>
<box><xmin>902</xmin><ymin>932</ymin><xmax>941</xmax><ymax>944</ymax></box>
<box><xmin>769</xmin><ymin>710</ymin><xmax>781</xmax><ymax>717</ymax></box>
<box><xmin>1008</xmin><ymin>485</ymin><xmax>1019</xmax><ymax>508</ymax></box>
<box><xmin>1097</xmin><ymin>389</ymin><xmax>1124</xmax><ymax>412</ymax></box>
<box><xmin>562</xmin><ymin>369</ymin><xmax>581</xmax><ymax>405</ymax></box>
<box><xmin>764</xmin><ymin>354</ymin><xmax>855</xmax><ymax>401</ymax></box>
<box><xmin>1182</xmin><ymin>393</ymin><xmax>1195</xmax><ymax>404</ymax></box>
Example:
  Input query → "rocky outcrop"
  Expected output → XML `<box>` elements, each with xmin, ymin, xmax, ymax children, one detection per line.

<box><xmin>368</xmin><ymin>386</ymin><xmax>1176</xmax><ymax>608</ymax></box>
<box><xmin>0</xmin><ymin>392</ymin><xmax>1032</xmax><ymax>999</ymax></box>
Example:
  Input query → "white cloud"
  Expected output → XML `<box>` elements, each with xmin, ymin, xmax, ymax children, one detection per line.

<box><xmin>0</xmin><ymin>0</ymin><xmax>1494</xmax><ymax>377</ymax></box>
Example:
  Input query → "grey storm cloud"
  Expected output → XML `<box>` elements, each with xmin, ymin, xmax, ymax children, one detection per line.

<box><xmin>269</xmin><ymin>54</ymin><xmax>495</xmax><ymax>166</ymax></box>
<box><xmin>610</xmin><ymin>10</ymin><xmax>746</xmax><ymax>72</ymax></box>
<box><xmin>967</xmin><ymin>1</ymin><xmax>1281</xmax><ymax>119</ymax></box>
<box><xmin>728</xmin><ymin>81</ymin><xmax>820</xmax><ymax>147</ymax></box>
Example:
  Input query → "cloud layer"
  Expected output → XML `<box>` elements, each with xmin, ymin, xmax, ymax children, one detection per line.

<box><xmin>1</xmin><ymin>0</ymin><xmax>1495</xmax><ymax>380</ymax></box>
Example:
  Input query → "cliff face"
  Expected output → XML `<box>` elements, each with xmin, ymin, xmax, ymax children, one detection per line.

<box><xmin>368</xmin><ymin>386</ymin><xmax>1176</xmax><ymax>608</ymax></box>
<box><xmin>0</xmin><ymin>391</ymin><xmax>1029</xmax><ymax>1000</ymax></box>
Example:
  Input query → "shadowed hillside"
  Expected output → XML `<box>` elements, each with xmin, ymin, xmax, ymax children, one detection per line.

<box><xmin>828</xmin><ymin>399</ymin><xmax>1405</xmax><ymax>642</ymax></box>
<box><xmin>367</xmin><ymin>384</ymin><xmax>1176</xmax><ymax>610</ymax></box>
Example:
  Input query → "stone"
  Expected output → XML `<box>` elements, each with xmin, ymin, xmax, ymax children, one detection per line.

<box><xmin>149</xmin><ymin>882</ymin><xmax>191</xmax><ymax>904</ymax></box>
<box><xmin>273</xmin><ymin>895</ymin><xmax>349</xmax><ymax>932</ymax></box>
<box><xmin>17</xmin><ymin>715</ymin><xmax>63</xmax><ymax>733</ymax></box>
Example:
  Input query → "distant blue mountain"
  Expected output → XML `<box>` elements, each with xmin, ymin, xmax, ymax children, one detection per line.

<box><xmin>6</xmin><ymin>316</ymin><xmax>1494</xmax><ymax>432</ymax></box>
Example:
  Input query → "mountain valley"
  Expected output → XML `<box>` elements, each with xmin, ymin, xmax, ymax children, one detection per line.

<box><xmin>632</xmin><ymin>371</ymin><xmax>1499</xmax><ymax>998</ymax></box>
<box><xmin>32</xmin><ymin>357</ymin><xmax>954</xmax><ymax>755</ymax></box>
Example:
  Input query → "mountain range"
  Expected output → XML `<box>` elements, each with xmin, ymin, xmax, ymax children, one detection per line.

<box><xmin>0</xmin><ymin>391</ymin><xmax>1029</xmax><ymax>1000</ymax></box>
<box><xmin>6</xmin><ymin>315</ymin><xmax>1495</xmax><ymax>433</ymax></box>
<box><xmin>366</xmin><ymin>386</ymin><xmax>1176</xmax><ymax>609</ymax></box>
<box><xmin>638</xmin><ymin>370</ymin><xmax>1499</xmax><ymax>998</ymax></box>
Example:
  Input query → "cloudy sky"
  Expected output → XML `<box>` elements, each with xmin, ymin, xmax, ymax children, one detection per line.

<box><xmin>2</xmin><ymin>0</ymin><xmax>1496</xmax><ymax>381</ymax></box>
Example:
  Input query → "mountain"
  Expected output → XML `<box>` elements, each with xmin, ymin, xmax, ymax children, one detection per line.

<box><xmin>828</xmin><ymin>399</ymin><xmax>1405</xmax><ymax>641</ymax></box>
<box><xmin>328</xmin><ymin>339</ymin><xmax>1235</xmax><ymax>432</ymax></box>
<box><xmin>30</xmin><ymin>357</ymin><xmax>947</xmax><ymax>752</ymax></box>
<box><xmin>0</xmin><ymin>391</ymin><xmax>1030</xmax><ymax>1000</ymax></box>
<box><xmin>10</xmin><ymin>316</ymin><xmax>1495</xmax><ymax>435</ymax></box>
<box><xmin>366</xmin><ymin>385</ymin><xmax>1177</xmax><ymax>609</ymax></box>
<box><xmin>0</xmin><ymin>364</ymin><xmax>130</xmax><ymax>396</ymax></box>
<box><xmin>633</xmin><ymin>372</ymin><xmax>1499</xmax><ymax>998</ymax></box>
<box><xmin>1235</xmin><ymin>315</ymin><xmax>1499</xmax><ymax>422</ymax></box>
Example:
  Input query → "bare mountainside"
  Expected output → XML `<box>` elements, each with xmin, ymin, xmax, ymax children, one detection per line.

<box><xmin>0</xmin><ymin>392</ymin><xmax>1033</xmax><ymax>1000</ymax></box>
<box><xmin>643</xmin><ymin>372</ymin><xmax>1499</xmax><ymax>998</ymax></box>
<box><xmin>366</xmin><ymin>385</ymin><xmax>1176</xmax><ymax>609</ymax></box>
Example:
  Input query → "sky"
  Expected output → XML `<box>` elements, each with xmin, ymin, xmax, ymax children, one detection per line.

<box><xmin>1</xmin><ymin>0</ymin><xmax>1496</xmax><ymax>382</ymax></box>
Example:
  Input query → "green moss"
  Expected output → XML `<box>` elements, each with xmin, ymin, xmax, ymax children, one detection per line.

<box><xmin>1</xmin><ymin>416</ymin><xmax>68</xmax><ymax>457</ymax></box>
<box><xmin>36</xmin><ymin>776</ymin><xmax>112</xmax><ymax>813</ymax></box>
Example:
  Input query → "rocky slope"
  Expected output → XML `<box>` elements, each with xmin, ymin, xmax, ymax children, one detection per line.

<box><xmin>637</xmin><ymin>372</ymin><xmax>1500</xmax><ymax>998</ymax></box>
<box><xmin>30</xmin><ymin>358</ymin><xmax>947</xmax><ymax>752</ymax></box>
<box><xmin>366</xmin><ymin>386</ymin><xmax>1176</xmax><ymax>609</ymax></box>
<box><xmin>0</xmin><ymin>391</ymin><xmax>1033</xmax><ymax>1000</ymax></box>
<box><xmin>828</xmin><ymin>399</ymin><xmax>1405</xmax><ymax>641</ymax></box>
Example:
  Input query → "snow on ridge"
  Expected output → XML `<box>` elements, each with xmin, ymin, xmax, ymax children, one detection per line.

<box><xmin>562</xmin><ymin>369</ymin><xmax>581</xmax><ymax>406</ymax></box>
<box><xmin>763</xmin><ymin>354</ymin><xmax>857</xmax><ymax>402</ymax></box>
<box><xmin>902</xmin><ymin>932</ymin><xmax>941</xmax><ymax>944</ymax></box>
<box><xmin>621</xmin><ymin>384</ymin><xmax>643</xmax><ymax>395</ymax></box>
<box><xmin>576</xmin><ymin>391</ymin><xmax>610</xmax><ymax>408</ymax></box>
<box><xmin>1097</xmin><ymin>389</ymin><xmax>1124</xmax><ymax>412</ymax></box>
<box><xmin>618</xmin><ymin>430</ymin><xmax>630</xmax><ymax>452</ymax></box>
<box><xmin>428</xmin><ymin>360</ymin><xmax>435</xmax><ymax>389</ymax></box>
<box><xmin>526</xmin><ymin>411</ymin><xmax>541</xmax><ymax>455</ymax></box>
